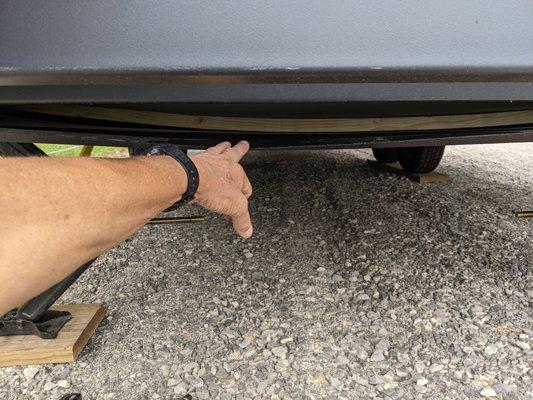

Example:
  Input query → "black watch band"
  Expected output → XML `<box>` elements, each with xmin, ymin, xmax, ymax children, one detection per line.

<box><xmin>147</xmin><ymin>145</ymin><xmax>199</xmax><ymax>211</ymax></box>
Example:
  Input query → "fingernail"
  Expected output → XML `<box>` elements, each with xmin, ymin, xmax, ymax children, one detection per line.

<box><xmin>243</xmin><ymin>226</ymin><xmax>253</xmax><ymax>239</ymax></box>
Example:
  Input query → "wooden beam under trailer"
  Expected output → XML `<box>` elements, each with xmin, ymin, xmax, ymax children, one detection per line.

<box><xmin>18</xmin><ymin>105</ymin><xmax>533</xmax><ymax>134</ymax></box>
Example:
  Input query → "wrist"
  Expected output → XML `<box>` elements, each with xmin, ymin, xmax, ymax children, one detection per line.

<box><xmin>153</xmin><ymin>155</ymin><xmax>188</xmax><ymax>203</ymax></box>
<box><xmin>145</xmin><ymin>145</ymin><xmax>200</xmax><ymax>210</ymax></box>
<box><xmin>189</xmin><ymin>155</ymin><xmax>206</xmax><ymax>196</ymax></box>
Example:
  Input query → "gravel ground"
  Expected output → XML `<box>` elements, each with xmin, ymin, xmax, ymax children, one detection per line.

<box><xmin>1</xmin><ymin>143</ymin><xmax>532</xmax><ymax>400</ymax></box>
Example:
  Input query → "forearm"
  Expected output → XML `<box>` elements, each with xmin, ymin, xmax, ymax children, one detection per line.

<box><xmin>0</xmin><ymin>156</ymin><xmax>186</xmax><ymax>314</ymax></box>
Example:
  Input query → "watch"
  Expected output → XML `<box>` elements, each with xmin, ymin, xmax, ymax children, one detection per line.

<box><xmin>147</xmin><ymin>145</ymin><xmax>199</xmax><ymax>211</ymax></box>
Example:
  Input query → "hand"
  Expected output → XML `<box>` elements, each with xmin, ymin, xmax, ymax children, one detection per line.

<box><xmin>190</xmin><ymin>141</ymin><xmax>253</xmax><ymax>238</ymax></box>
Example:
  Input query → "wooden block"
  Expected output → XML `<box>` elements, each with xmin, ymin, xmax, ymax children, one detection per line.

<box><xmin>368</xmin><ymin>160</ymin><xmax>450</xmax><ymax>184</ymax></box>
<box><xmin>0</xmin><ymin>304</ymin><xmax>105</xmax><ymax>367</ymax></box>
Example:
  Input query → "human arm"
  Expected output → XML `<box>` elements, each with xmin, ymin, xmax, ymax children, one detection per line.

<box><xmin>0</xmin><ymin>141</ymin><xmax>252</xmax><ymax>315</ymax></box>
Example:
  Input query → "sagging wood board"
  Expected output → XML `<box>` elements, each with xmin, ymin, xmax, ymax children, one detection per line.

<box><xmin>368</xmin><ymin>160</ymin><xmax>451</xmax><ymax>184</ymax></box>
<box><xmin>19</xmin><ymin>105</ymin><xmax>533</xmax><ymax>133</ymax></box>
<box><xmin>0</xmin><ymin>304</ymin><xmax>105</xmax><ymax>367</ymax></box>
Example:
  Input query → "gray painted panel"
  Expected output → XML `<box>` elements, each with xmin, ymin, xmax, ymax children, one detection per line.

<box><xmin>1</xmin><ymin>0</ymin><xmax>532</xmax><ymax>76</ymax></box>
<box><xmin>1</xmin><ymin>83</ymin><xmax>533</xmax><ymax>104</ymax></box>
<box><xmin>0</xmin><ymin>1</ymin><xmax>532</xmax><ymax>102</ymax></box>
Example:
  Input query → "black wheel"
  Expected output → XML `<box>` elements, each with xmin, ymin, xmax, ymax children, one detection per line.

<box><xmin>0</xmin><ymin>143</ymin><xmax>47</xmax><ymax>157</ymax></box>
<box><xmin>397</xmin><ymin>146</ymin><xmax>445</xmax><ymax>173</ymax></box>
<box><xmin>372</xmin><ymin>148</ymin><xmax>398</xmax><ymax>164</ymax></box>
<box><xmin>128</xmin><ymin>146</ymin><xmax>188</xmax><ymax>157</ymax></box>
<box><xmin>128</xmin><ymin>146</ymin><xmax>153</xmax><ymax>157</ymax></box>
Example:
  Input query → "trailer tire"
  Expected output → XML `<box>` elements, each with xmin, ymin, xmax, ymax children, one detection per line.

<box><xmin>397</xmin><ymin>146</ymin><xmax>445</xmax><ymax>173</ymax></box>
<box><xmin>128</xmin><ymin>146</ymin><xmax>152</xmax><ymax>157</ymax></box>
<box><xmin>0</xmin><ymin>143</ymin><xmax>47</xmax><ymax>157</ymax></box>
<box><xmin>372</xmin><ymin>148</ymin><xmax>398</xmax><ymax>164</ymax></box>
<box><xmin>128</xmin><ymin>146</ymin><xmax>188</xmax><ymax>157</ymax></box>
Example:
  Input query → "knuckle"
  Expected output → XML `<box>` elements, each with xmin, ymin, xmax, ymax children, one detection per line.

<box><xmin>235</xmin><ymin>195</ymin><xmax>249</xmax><ymax>213</ymax></box>
<box><xmin>230</xmin><ymin>164</ymin><xmax>244</xmax><ymax>178</ymax></box>
<box><xmin>230</xmin><ymin>162</ymin><xmax>243</xmax><ymax>172</ymax></box>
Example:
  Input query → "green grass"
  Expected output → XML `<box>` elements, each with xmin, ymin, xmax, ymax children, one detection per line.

<box><xmin>36</xmin><ymin>144</ymin><xmax>128</xmax><ymax>158</ymax></box>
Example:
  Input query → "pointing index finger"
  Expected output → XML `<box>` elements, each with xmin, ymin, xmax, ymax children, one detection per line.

<box><xmin>224</xmin><ymin>141</ymin><xmax>250</xmax><ymax>162</ymax></box>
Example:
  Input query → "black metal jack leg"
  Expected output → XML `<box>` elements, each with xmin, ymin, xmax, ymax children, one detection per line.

<box><xmin>0</xmin><ymin>259</ymin><xmax>96</xmax><ymax>339</ymax></box>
